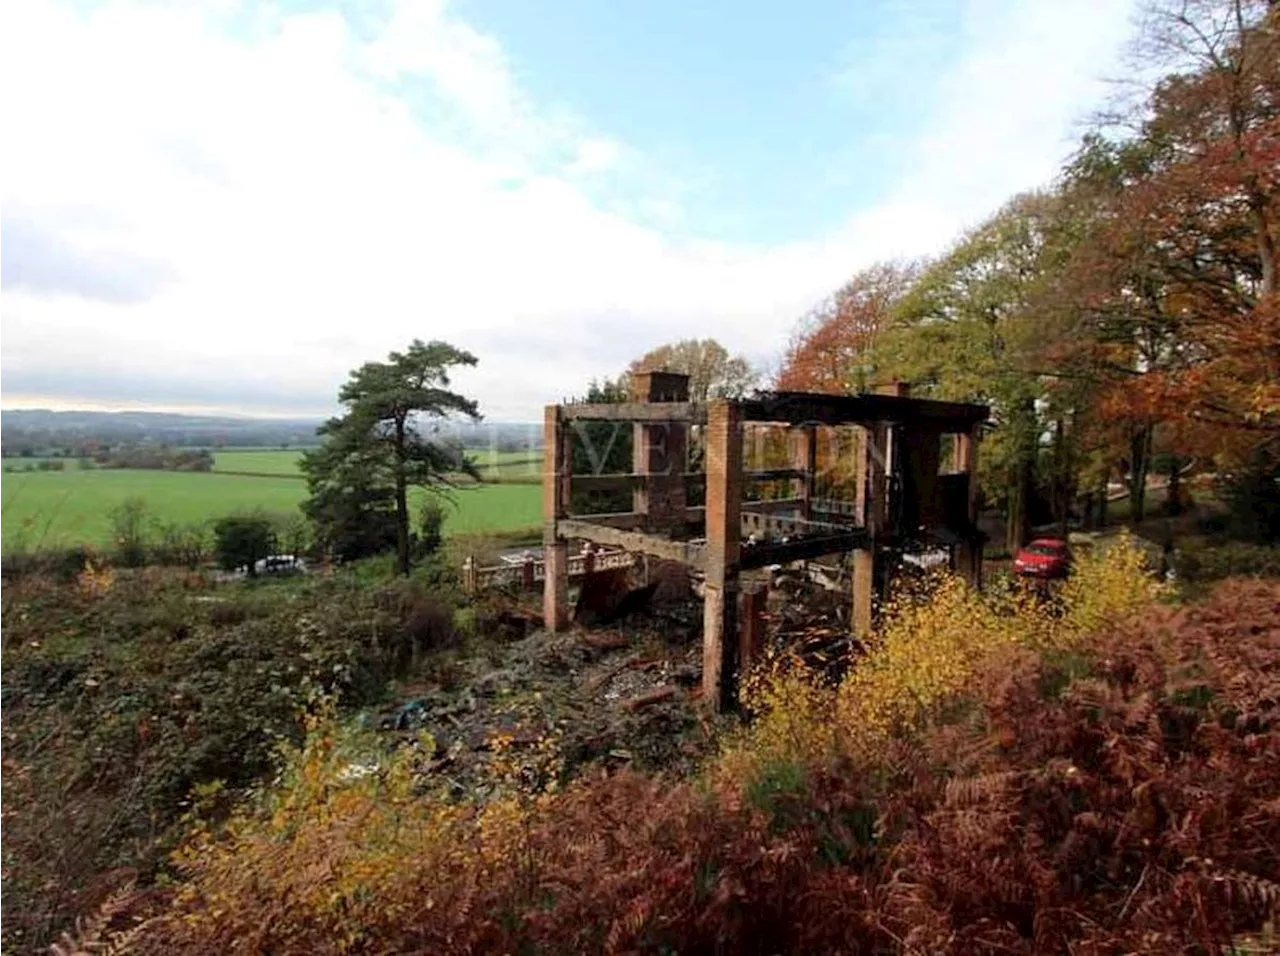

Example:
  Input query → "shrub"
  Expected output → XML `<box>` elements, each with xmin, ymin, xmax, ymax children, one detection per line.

<box><xmin>417</xmin><ymin>497</ymin><xmax>448</xmax><ymax>558</ymax></box>
<box><xmin>269</xmin><ymin>512</ymin><xmax>312</xmax><ymax>559</ymax></box>
<box><xmin>106</xmin><ymin>577</ymin><xmax>1280</xmax><ymax>955</ymax></box>
<box><xmin>109</xmin><ymin>496</ymin><xmax>152</xmax><ymax>567</ymax></box>
<box><xmin>1216</xmin><ymin>449</ymin><xmax>1280</xmax><ymax>543</ymax></box>
<box><xmin>734</xmin><ymin>531</ymin><xmax>1166</xmax><ymax>774</ymax></box>
<box><xmin>212</xmin><ymin>514</ymin><xmax>277</xmax><ymax>575</ymax></box>
<box><xmin>1176</xmin><ymin>539</ymin><xmax>1280</xmax><ymax>583</ymax></box>
<box><xmin>374</xmin><ymin>581</ymin><xmax>461</xmax><ymax>675</ymax></box>
<box><xmin>153</xmin><ymin>521</ymin><xmax>211</xmax><ymax>570</ymax></box>
<box><xmin>0</xmin><ymin>569</ymin><xmax>456</xmax><ymax>951</ymax></box>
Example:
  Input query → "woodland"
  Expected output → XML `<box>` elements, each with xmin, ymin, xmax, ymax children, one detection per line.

<box><xmin>776</xmin><ymin>0</ymin><xmax>1279</xmax><ymax>550</ymax></box>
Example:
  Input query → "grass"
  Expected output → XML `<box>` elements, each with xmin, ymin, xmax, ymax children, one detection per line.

<box><xmin>212</xmin><ymin>450</ymin><xmax>307</xmax><ymax>476</ymax></box>
<box><xmin>208</xmin><ymin>448</ymin><xmax>543</xmax><ymax>481</ymax></box>
<box><xmin>1</xmin><ymin>468</ymin><xmax>541</xmax><ymax>551</ymax></box>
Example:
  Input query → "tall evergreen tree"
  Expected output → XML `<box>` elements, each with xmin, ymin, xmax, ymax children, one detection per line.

<box><xmin>302</xmin><ymin>339</ymin><xmax>480</xmax><ymax>574</ymax></box>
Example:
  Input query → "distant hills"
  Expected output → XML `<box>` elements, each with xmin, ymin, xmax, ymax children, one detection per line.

<box><xmin>0</xmin><ymin>409</ymin><xmax>542</xmax><ymax>455</ymax></box>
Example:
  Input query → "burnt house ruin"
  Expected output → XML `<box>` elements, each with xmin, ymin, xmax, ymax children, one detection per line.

<box><xmin>543</xmin><ymin>372</ymin><xmax>989</xmax><ymax>711</ymax></box>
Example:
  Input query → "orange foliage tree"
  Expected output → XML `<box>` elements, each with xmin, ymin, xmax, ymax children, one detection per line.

<box><xmin>1056</xmin><ymin>0</ymin><xmax>1280</xmax><ymax>467</ymax></box>
<box><xmin>776</xmin><ymin>261</ymin><xmax>920</xmax><ymax>394</ymax></box>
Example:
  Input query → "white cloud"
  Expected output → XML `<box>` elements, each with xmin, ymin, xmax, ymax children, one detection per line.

<box><xmin>0</xmin><ymin>0</ymin><xmax>1137</xmax><ymax>419</ymax></box>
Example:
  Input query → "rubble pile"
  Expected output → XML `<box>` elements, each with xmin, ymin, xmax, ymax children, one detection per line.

<box><xmin>371</xmin><ymin>601</ymin><xmax>715</xmax><ymax>798</ymax></box>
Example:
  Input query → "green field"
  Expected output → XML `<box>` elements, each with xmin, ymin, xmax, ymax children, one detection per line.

<box><xmin>1</xmin><ymin>467</ymin><xmax>542</xmax><ymax>551</ymax></box>
<box><xmin>212</xmin><ymin>449</ymin><xmax>308</xmax><ymax>476</ymax></box>
<box><xmin>210</xmin><ymin>448</ymin><xmax>542</xmax><ymax>482</ymax></box>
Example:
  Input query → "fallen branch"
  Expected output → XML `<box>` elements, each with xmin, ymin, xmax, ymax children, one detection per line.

<box><xmin>621</xmin><ymin>685</ymin><xmax>677</xmax><ymax>712</ymax></box>
<box><xmin>581</xmin><ymin>631</ymin><xmax>630</xmax><ymax>651</ymax></box>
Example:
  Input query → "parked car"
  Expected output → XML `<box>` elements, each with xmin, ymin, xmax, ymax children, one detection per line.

<box><xmin>1013</xmin><ymin>538</ymin><xmax>1072</xmax><ymax>580</ymax></box>
<box><xmin>253</xmin><ymin>554</ymin><xmax>307</xmax><ymax>576</ymax></box>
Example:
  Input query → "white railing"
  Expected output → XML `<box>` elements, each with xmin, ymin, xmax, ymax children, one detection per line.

<box><xmin>462</xmin><ymin>546</ymin><xmax>636</xmax><ymax>594</ymax></box>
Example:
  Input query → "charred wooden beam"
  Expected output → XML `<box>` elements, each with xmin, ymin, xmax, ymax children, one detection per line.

<box><xmin>558</xmin><ymin>519</ymin><xmax>707</xmax><ymax>568</ymax></box>
<box><xmin>739</xmin><ymin>392</ymin><xmax>988</xmax><ymax>432</ymax></box>
<box><xmin>682</xmin><ymin>468</ymin><xmax>803</xmax><ymax>488</ymax></box>
<box><xmin>570</xmin><ymin>470</ymin><xmax>799</xmax><ymax>493</ymax></box>
<box><xmin>744</xmin><ymin>468</ymin><xmax>805</xmax><ymax>482</ymax></box>
<box><xmin>565</xmin><ymin>506</ymin><xmax>706</xmax><ymax>528</ymax></box>
<box><xmin>543</xmin><ymin>405</ymin><xmax>572</xmax><ymax>632</ymax></box>
<box><xmin>741</xmin><ymin>496</ymin><xmax>806</xmax><ymax>515</ymax></box>
<box><xmin>561</xmin><ymin>402</ymin><xmax>705</xmax><ymax>423</ymax></box>
<box><xmin>565</xmin><ymin>511</ymin><xmax>649</xmax><ymax>530</ymax></box>
<box><xmin>739</xmin><ymin>529</ymin><xmax>871</xmax><ymax>570</ymax></box>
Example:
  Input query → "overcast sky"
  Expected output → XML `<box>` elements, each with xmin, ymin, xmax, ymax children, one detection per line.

<box><xmin>1</xmin><ymin>0</ymin><xmax>1138</xmax><ymax>421</ymax></box>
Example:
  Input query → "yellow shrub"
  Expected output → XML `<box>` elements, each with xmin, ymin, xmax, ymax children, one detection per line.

<box><xmin>719</xmin><ymin>656</ymin><xmax>838</xmax><ymax>783</ymax></box>
<box><xmin>730</xmin><ymin>532</ymin><xmax>1166</xmax><ymax>771</ymax></box>
<box><xmin>1058</xmin><ymin>531</ymin><xmax>1171</xmax><ymax>639</ymax></box>
<box><xmin>166</xmin><ymin>705</ymin><xmax>472</xmax><ymax>951</ymax></box>
<box><xmin>76</xmin><ymin>558</ymin><xmax>114</xmax><ymax>598</ymax></box>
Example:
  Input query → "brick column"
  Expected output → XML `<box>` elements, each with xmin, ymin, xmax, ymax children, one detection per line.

<box><xmin>543</xmin><ymin>405</ymin><xmax>571</xmax><ymax>632</ymax></box>
<box><xmin>702</xmin><ymin>400</ymin><xmax>743</xmax><ymax>711</ymax></box>
<box><xmin>630</xmin><ymin>372</ymin><xmax>689</xmax><ymax>533</ymax></box>
<box><xmin>738</xmin><ymin>585</ymin><xmax>766</xmax><ymax>675</ymax></box>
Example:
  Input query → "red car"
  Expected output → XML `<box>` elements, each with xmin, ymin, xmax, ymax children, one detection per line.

<box><xmin>1013</xmin><ymin>538</ymin><xmax>1072</xmax><ymax>579</ymax></box>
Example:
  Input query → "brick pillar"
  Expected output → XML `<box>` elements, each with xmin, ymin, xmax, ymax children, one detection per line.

<box><xmin>702</xmin><ymin>400</ymin><xmax>743</xmax><ymax>711</ymax></box>
<box><xmin>739</xmin><ymin>585</ymin><xmax>766</xmax><ymax>675</ymax></box>
<box><xmin>852</xmin><ymin>422</ymin><xmax>887</xmax><ymax>639</ymax></box>
<box><xmin>955</xmin><ymin>425</ymin><xmax>983</xmax><ymax>589</ymax></box>
<box><xmin>630</xmin><ymin>372</ymin><xmax>690</xmax><ymax>533</ymax></box>
<box><xmin>543</xmin><ymin>405</ymin><xmax>571</xmax><ymax>632</ymax></box>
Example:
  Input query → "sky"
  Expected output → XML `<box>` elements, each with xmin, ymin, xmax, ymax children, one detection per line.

<box><xmin>1</xmin><ymin>0</ymin><xmax>1139</xmax><ymax>421</ymax></box>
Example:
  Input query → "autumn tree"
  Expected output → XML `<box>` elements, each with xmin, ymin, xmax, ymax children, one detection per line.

<box><xmin>874</xmin><ymin>193</ymin><xmax>1085</xmax><ymax>550</ymax></box>
<box><xmin>627</xmin><ymin>338</ymin><xmax>757</xmax><ymax>402</ymax></box>
<box><xmin>778</xmin><ymin>260</ymin><xmax>921</xmax><ymax>393</ymax></box>
<box><xmin>1052</xmin><ymin>0</ymin><xmax>1279</xmax><ymax>521</ymax></box>
<box><xmin>302</xmin><ymin>340</ymin><xmax>480</xmax><ymax>575</ymax></box>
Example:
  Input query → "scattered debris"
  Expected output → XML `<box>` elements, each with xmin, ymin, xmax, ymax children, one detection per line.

<box><xmin>573</xmin><ymin>567</ymin><xmax>633</xmax><ymax>625</ymax></box>
<box><xmin>372</xmin><ymin>599</ymin><xmax>711</xmax><ymax>796</ymax></box>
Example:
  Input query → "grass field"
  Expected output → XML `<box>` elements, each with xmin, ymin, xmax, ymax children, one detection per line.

<box><xmin>212</xmin><ymin>450</ymin><xmax>307</xmax><ymax>476</ymax></box>
<box><xmin>1</xmin><ymin>467</ymin><xmax>542</xmax><ymax>551</ymax></box>
<box><xmin>210</xmin><ymin>448</ymin><xmax>542</xmax><ymax>481</ymax></box>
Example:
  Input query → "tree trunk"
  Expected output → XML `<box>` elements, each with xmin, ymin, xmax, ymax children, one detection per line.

<box><xmin>1054</xmin><ymin>417</ymin><xmax>1069</xmax><ymax>538</ymax></box>
<box><xmin>1006</xmin><ymin>457</ymin><xmax>1034</xmax><ymax>553</ymax></box>
<box><xmin>1255</xmin><ymin>205</ymin><xmax>1276</xmax><ymax>297</ymax></box>
<box><xmin>394</xmin><ymin>417</ymin><xmax>411</xmax><ymax>577</ymax></box>
<box><xmin>1006</xmin><ymin>398</ymin><xmax>1037</xmax><ymax>553</ymax></box>
<box><xmin>1167</xmin><ymin>454</ymin><xmax>1183</xmax><ymax>516</ymax></box>
<box><xmin>1128</xmin><ymin>426</ymin><xmax>1152</xmax><ymax>524</ymax></box>
<box><xmin>1098</xmin><ymin>475</ymin><xmax>1109</xmax><ymax>528</ymax></box>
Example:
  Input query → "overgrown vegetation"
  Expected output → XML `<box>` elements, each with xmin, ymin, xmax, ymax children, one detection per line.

<box><xmin>39</xmin><ymin>537</ymin><xmax>1279</xmax><ymax>955</ymax></box>
<box><xmin>0</xmin><ymin>563</ymin><xmax>466</xmax><ymax>952</ymax></box>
